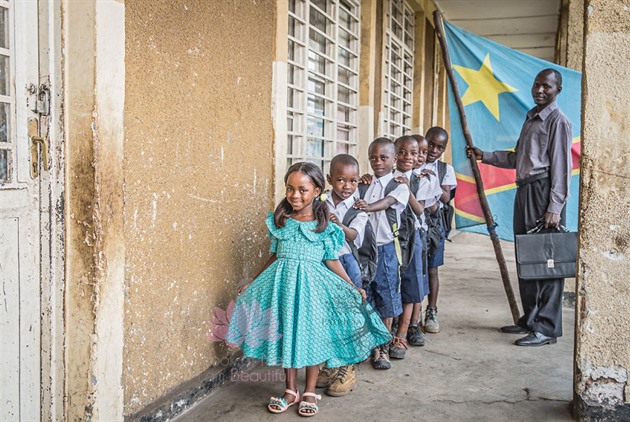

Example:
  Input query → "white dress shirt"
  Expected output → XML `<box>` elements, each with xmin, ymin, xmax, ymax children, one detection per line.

<box><xmin>364</xmin><ymin>172</ymin><xmax>409</xmax><ymax>246</ymax></box>
<box><xmin>326</xmin><ymin>192</ymin><xmax>368</xmax><ymax>256</ymax></box>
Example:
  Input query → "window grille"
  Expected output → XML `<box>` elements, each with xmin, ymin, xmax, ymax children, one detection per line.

<box><xmin>0</xmin><ymin>1</ymin><xmax>12</xmax><ymax>184</ymax></box>
<box><xmin>287</xmin><ymin>0</ymin><xmax>360</xmax><ymax>172</ymax></box>
<box><xmin>382</xmin><ymin>0</ymin><xmax>414</xmax><ymax>139</ymax></box>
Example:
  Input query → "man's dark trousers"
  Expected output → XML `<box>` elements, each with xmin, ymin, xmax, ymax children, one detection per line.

<box><xmin>513</xmin><ymin>177</ymin><xmax>565</xmax><ymax>338</ymax></box>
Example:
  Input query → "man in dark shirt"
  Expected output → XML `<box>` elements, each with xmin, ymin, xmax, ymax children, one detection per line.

<box><xmin>468</xmin><ymin>68</ymin><xmax>572</xmax><ymax>347</ymax></box>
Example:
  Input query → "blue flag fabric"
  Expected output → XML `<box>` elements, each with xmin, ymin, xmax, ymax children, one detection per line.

<box><xmin>443</xmin><ymin>20</ymin><xmax>581</xmax><ymax>242</ymax></box>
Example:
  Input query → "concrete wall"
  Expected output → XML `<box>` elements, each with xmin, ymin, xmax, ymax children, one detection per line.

<box><xmin>123</xmin><ymin>0</ymin><xmax>275</xmax><ymax>415</ymax></box>
<box><xmin>574</xmin><ymin>0</ymin><xmax>630</xmax><ymax>419</ymax></box>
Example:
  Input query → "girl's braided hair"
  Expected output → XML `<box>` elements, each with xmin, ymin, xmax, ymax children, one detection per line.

<box><xmin>274</xmin><ymin>162</ymin><xmax>329</xmax><ymax>233</ymax></box>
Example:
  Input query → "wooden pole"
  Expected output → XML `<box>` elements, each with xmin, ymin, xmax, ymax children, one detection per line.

<box><xmin>433</xmin><ymin>11</ymin><xmax>520</xmax><ymax>324</ymax></box>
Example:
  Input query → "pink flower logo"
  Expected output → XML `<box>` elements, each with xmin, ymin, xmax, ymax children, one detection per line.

<box><xmin>207</xmin><ymin>300</ymin><xmax>236</xmax><ymax>343</ymax></box>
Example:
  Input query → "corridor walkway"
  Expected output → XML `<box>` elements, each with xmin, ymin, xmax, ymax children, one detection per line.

<box><xmin>174</xmin><ymin>232</ymin><xmax>575</xmax><ymax>421</ymax></box>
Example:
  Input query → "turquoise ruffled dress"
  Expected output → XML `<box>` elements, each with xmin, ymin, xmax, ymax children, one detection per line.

<box><xmin>226</xmin><ymin>212</ymin><xmax>391</xmax><ymax>368</ymax></box>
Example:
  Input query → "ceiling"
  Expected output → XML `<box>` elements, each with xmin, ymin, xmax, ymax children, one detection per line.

<box><xmin>433</xmin><ymin>0</ymin><xmax>562</xmax><ymax>62</ymax></box>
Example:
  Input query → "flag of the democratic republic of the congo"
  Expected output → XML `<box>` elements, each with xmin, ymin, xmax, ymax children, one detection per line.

<box><xmin>443</xmin><ymin>20</ymin><xmax>581</xmax><ymax>242</ymax></box>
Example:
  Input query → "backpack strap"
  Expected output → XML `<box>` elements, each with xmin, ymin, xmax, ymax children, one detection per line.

<box><xmin>357</xmin><ymin>183</ymin><xmax>369</xmax><ymax>200</ymax></box>
<box><xmin>409</xmin><ymin>172</ymin><xmax>421</xmax><ymax>198</ymax></box>
<box><xmin>383</xmin><ymin>178</ymin><xmax>403</xmax><ymax>275</ymax></box>
<box><xmin>437</xmin><ymin>160</ymin><xmax>456</xmax><ymax>203</ymax></box>
<box><xmin>341</xmin><ymin>206</ymin><xmax>363</xmax><ymax>268</ymax></box>
<box><xmin>437</xmin><ymin>160</ymin><xmax>447</xmax><ymax>186</ymax></box>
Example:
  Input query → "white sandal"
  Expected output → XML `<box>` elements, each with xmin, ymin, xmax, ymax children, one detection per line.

<box><xmin>298</xmin><ymin>392</ymin><xmax>321</xmax><ymax>417</ymax></box>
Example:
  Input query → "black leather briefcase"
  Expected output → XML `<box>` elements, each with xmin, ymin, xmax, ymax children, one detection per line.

<box><xmin>515</xmin><ymin>224</ymin><xmax>578</xmax><ymax>280</ymax></box>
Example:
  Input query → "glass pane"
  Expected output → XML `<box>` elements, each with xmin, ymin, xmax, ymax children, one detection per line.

<box><xmin>0</xmin><ymin>7</ymin><xmax>8</xmax><ymax>49</ymax></box>
<box><xmin>338</xmin><ymin>86</ymin><xmax>351</xmax><ymax>104</ymax></box>
<box><xmin>339</xmin><ymin>6</ymin><xmax>352</xmax><ymax>29</ymax></box>
<box><xmin>338</xmin><ymin>66</ymin><xmax>353</xmax><ymax>86</ymax></box>
<box><xmin>288</xmin><ymin>88</ymin><xmax>296</xmax><ymax>108</ymax></box>
<box><xmin>307</xmin><ymin>77</ymin><xmax>325</xmax><ymax>95</ymax></box>
<box><xmin>337</xmin><ymin>105</ymin><xmax>350</xmax><ymax>123</ymax></box>
<box><xmin>309</xmin><ymin>6</ymin><xmax>329</xmax><ymax>34</ymax></box>
<box><xmin>336</xmin><ymin>142</ymin><xmax>349</xmax><ymax>154</ymax></box>
<box><xmin>0</xmin><ymin>103</ymin><xmax>8</xmax><ymax>143</ymax></box>
<box><xmin>0</xmin><ymin>55</ymin><xmax>9</xmax><ymax>96</ymax></box>
<box><xmin>311</xmin><ymin>0</ymin><xmax>329</xmax><ymax>15</ymax></box>
<box><xmin>339</xmin><ymin>28</ymin><xmax>352</xmax><ymax>50</ymax></box>
<box><xmin>288</xmin><ymin>40</ymin><xmax>296</xmax><ymax>61</ymax></box>
<box><xmin>306</xmin><ymin>117</ymin><xmax>324</xmax><ymax>137</ymax></box>
<box><xmin>309</xmin><ymin>28</ymin><xmax>328</xmax><ymax>54</ymax></box>
<box><xmin>306</xmin><ymin>137</ymin><xmax>324</xmax><ymax>158</ymax></box>
<box><xmin>337</xmin><ymin>127</ymin><xmax>350</xmax><ymax>142</ymax></box>
<box><xmin>307</xmin><ymin>93</ymin><xmax>325</xmax><ymax>116</ymax></box>
<box><xmin>287</xmin><ymin>115</ymin><xmax>294</xmax><ymax>132</ymax></box>
<box><xmin>338</xmin><ymin>47</ymin><xmax>352</xmax><ymax>68</ymax></box>
<box><xmin>307</xmin><ymin>50</ymin><xmax>326</xmax><ymax>74</ymax></box>
<box><xmin>0</xmin><ymin>149</ymin><xmax>7</xmax><ymax>182</ymax></box>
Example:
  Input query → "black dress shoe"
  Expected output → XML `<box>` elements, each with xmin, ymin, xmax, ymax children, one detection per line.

<box><xmin>499</xmin><ymin>325</ymin><xmax>528</xmax><ymax>334</ymax></box>
<box><xmin>514</xmin><ymin>331</ymin><xmax>557</xmax><ymax>347</ymax></box>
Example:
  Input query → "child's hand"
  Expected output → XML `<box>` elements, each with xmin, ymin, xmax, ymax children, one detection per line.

<box><xmin>359</xmin><ymin>174</ymin><xmax>373</xmax><ymax>185</ymax></box>
<box><xmin>237</xmin><ymin>283</ymin><xmax>251</xmax><ymax>295</ymax></box>
<box><xmin>394</xmin><ymin>175</ymin><xmax>409</xmax><ymax>186</ymax></box>
<box><xmin>421</xmin><ymin>169</ymin><xmax>435</xmax><ymax>177</ymax></box>
<box><xmin>353</xmin><ymin>199</ymin><xmax>369</xmax><ymax>212</ymax></box>
<box><xmin>329</xmin><ymin>214</ymin><xmax>341</xmax><ymax>226</ymax></box>
<box><xmin>357</xmin><ymin>288</ymin><xmax>367</xmax><ymax>302</ymax></box>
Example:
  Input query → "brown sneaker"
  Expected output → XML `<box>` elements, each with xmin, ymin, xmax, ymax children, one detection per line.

<box><xmin>326</xmin><ymin>365</ymin><xmax>356</xmax><ymax>397</ymax></box>
<box><xmin>389</xmin><ymin>336</ymin><xmax>408</xmax><ymax>359</ymax></box>
<box><xmin>316</xmin><ymin>364</ymin><xmax>339</xmax><ymax>388</ymax></box>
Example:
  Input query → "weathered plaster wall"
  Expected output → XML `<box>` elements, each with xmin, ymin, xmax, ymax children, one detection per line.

<box><xmin>575</xmin><ymin>0</ymin><xmax>630</xmax><ymax>419</ymax></box>
<box><xmin>124</xmin><ymin>0</ymin><xmax>275</xmax><ymax>414</ymax></box>
<box><xmin>63</xmin><ymin>1</ymin><xmax>98</xmax><ymax>419</ymax></box>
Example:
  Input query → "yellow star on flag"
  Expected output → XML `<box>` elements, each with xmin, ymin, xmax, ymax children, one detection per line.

<box><xmin>453</xmin><ymin>54</ymin><xmax>517</xmax><ymax>121</ymax></box>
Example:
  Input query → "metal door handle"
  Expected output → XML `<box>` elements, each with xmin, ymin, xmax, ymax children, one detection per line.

<box><xmin>28</xmin><ymin>117</ymin><xmax>49</xmax><ymax>179</ymax></box>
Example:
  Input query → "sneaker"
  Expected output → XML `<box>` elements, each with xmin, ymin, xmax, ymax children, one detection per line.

<box><xmin>371</xmin><ymin>345</ymin><xmax>391</xmax><ymax>370</ymax></box>
<box><xmin>407</xmin><ymin>325</ymin><xmax>426</xmax><ymax>346</ymax></box>
<box><xmin>316</xmin><ymin>364</ymin><xmax>339</xmax><ymax>388</ymax></box>
<box><xmin>389</xmin><ymin>336</ymin><xmax>408</xmax><ymax>359</ymax></box>
<box><xmin>424</xmin><ymin>307</ymin><xmax>440</xmax><ymax>333</ymax></box>
<box><xmin>326</xmin><ymin>365</ymin><xmax>356</xmax><ymax>397</ymax></box>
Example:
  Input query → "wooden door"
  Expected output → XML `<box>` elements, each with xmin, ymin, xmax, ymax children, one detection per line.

<box><xmin>0</xmin><ymin>1</ymin><xmax>45</xmax><ymax>420</ymax></box>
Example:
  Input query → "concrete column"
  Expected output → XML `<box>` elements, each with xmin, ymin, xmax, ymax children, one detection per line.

<box><xmin>567</xmin><ymin>0</ymin><xmax>585</xmax><ymax>71</ymax></box>
<box><xmin>574</xmin><ymin>1</ymin><xmax>630</xmax><ymax>420</ymax></box>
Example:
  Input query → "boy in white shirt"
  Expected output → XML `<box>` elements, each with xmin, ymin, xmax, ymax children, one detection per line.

<box><xmin>354</xmin><ymin>138</ymin><xmax>409</xmax><ymax>370</ymax></box>
<box><xmin>317</xmin><ymin>154</ymin><xmax>369</xmax><ymax>396</ymax></box>
<box><xmin>418</xmin><ymin>127</ymin><xmax>457</xmax><ymax>334</ymax></box>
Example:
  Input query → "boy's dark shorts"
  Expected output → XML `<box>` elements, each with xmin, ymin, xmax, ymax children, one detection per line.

<box><xmin>400</xmin><ymin>230</ymin><xmax>427</xmax><ymax>304</ymax></box>
<box><xmin>428</xmin><ymin>225</ymin><xmax>445</xmax><ymax>268</ymax></box>
<box><xmin>365</xmin><ymin>241</ymin><xmax>402</xmax><ymax>318</ymax></box>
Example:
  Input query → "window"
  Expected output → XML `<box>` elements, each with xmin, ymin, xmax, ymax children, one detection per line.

<box><xmin>287</xmin><ymin>0</ymin><xmax>360</xmax><ymax>171</ymax></box>
<box><xmin>0</xmin><ymin>1</ymin><xmax>12</xmax><ymax>183</ymax></box>
<box><xmin>382</xmin><ymin>0</ymin><xmax>414</xmax><ymax>139</ymax></box>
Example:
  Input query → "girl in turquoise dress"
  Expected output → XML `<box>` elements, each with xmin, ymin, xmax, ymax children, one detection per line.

<box><xmin>226</xmin><ymin>162</ymin><xmax>391</xmax><ymax>417</ymax></box>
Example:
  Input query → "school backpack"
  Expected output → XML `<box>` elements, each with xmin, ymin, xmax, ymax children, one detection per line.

<box><xmin>397</xmin><ymin>173</ymin><xmax>422</xmax><ymax>272</ymax></box>
<box><xmin>342</xmin><ymin>206</ymin><xmax>377</xmax><ymax>286</ymax></box>
<box><xmin>343</xmin><ymin>178</ymin><xmax>402</xmax><ymax>285</ymax></box>
<box><xmin>425</xmin><ymin>161</ymin><xmax>457</xmax><ymax>252</ymax></box>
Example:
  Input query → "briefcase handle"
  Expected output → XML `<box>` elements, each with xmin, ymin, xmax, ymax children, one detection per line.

<box><xmin>527</xmin><ymin>218</ymin><xmax>571</xmax><ymax>234</ymax></box>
